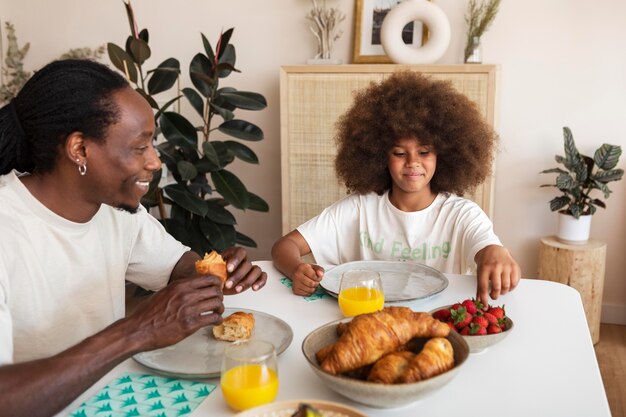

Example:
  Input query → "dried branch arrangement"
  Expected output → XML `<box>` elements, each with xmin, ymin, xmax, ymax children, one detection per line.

<box><xmin>464</xmin><ymin>0</ymin><xmax>501</xmax><ymax>62</ymax></box>
<box><xmin>307</xmin><ymin>0</ymin><xmax>346</xmax><ymax>60</ymax></box>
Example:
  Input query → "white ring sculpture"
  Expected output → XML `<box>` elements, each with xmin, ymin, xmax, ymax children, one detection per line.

<box><xmin>380</xmin><ymin>0</ymin><xmax>451</xmax><ymax>64</ymax></box>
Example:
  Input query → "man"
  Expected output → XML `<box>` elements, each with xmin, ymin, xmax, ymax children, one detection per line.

<box><xmin>0</xmin><ymin>59</ymin><xmax>266</xmax><ymax>416</ymax></box>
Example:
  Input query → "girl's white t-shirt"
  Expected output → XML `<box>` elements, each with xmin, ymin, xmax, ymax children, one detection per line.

<box><xmin>297</xmin><ymin>191</ymin><xmax>501</xmax><ymax>273</ymax></box>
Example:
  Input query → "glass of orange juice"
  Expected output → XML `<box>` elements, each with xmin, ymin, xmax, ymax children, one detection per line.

<box><xmin>338</xmin><ymin>269</ymin><xmax>385</xmax><ymax>317</ymax></box>
<box><xmin>220</xmin><ymin>339</ymin><xmax>278</xmax><ymax>411</ymax></box>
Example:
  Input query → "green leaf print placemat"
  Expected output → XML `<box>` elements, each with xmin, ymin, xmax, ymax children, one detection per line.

<box><xmin>69</xmin><ymin>373</ymin><xmax>215</xmax><ymax>417</ymax></box>
<box><xmin>280</xmin><ymin>277</ymin><xmax>330</xmax><ymax>301</ymax></box>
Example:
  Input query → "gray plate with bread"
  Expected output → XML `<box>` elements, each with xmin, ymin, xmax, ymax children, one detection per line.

<box><xmin>133</xmin><ymin>307</ymin><xmax>293</xmax><ymax>378</ymax></box>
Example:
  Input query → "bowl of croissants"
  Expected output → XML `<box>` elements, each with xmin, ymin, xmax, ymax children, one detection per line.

<box><xmin>301</xmin><ymin>306</ymin><xmax>469</xmax><ymax>408</ymax></box>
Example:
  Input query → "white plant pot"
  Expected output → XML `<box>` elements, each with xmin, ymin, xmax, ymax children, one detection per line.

<box><xmin>557</xmin><ymin>213</ymin><xmax>592</xmax><ymax>244</ymax></box>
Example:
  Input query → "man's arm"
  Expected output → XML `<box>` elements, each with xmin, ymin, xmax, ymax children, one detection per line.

<box><xmin>0</xmin><ymin>267</ymin><xmax>224</xmax><ymax>417</ymax></box>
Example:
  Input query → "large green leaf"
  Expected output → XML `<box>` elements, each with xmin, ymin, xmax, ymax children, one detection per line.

<box><xmin>211</xmin><ymin>169</ymin><xmax>249</xmax><ymax>209</ymax></box>
<box><xmin>182</xmin><ymin>87</ymin><xmax>204</xmax><ymax>118</ymax></box>
<box><xmin>555</xmin><ymin>173</ymin><xmax>576</xmax><ymax>190</ymax></box>
<box><xmin>202</xmin><ymin>142</ymin><xmax>221</xmax><ymax>169</ymax></box>
<box><xmin>188</xmin><ymin>175</ymin><xmax>212</xmax><ymax>195</ymax></box>
<box><xmin>211</xmin><ymin>141</ymin><xmax>235</xmax><ymax>166</ymax></box>
<box><xmin>216</xmin><ymin>28</ymin><xmax>234</xmax><ymax>59</ymax></box>
<box><xmin>199</xmin><ymin>218</ymin><xmax>235</xmax><ymax>252</ymax></box>
<box><xmin>206</xmin><ymin>200</ymin><xmax>237</xmax><ymax>225</ymax></box>
<box><xmin>161</xmin><ymin>218</ymin><xmax>188</xmax><ymax>244</ymax></box>
<box><xmin>594</xmin><ymin>144</ymin><xmax>622</xmax><ymax>170</ymax></box>
<box><xmin>247</xmin><ymin>192</ymin><xmax>269</xmax><ymax>212</ymax></box>
<box><xmin>190</xmin><ymin>53</ymin><xmax>214</xmax><ymax>97</ymax></box>
<box><xmin>220</xmin><ymin>91</ymin><xmax>267</xmax><ymax>110</ymax></box>
<box><xmin>562</xmin><ymin>127</ymin><xmax>582</xmax><ymax>169</ymax></box>
<box><xmin>177</xmin><ymin>160</ymin><xmax>197</xmax><ymax>181</ymax></box>
<box><xmin>218</xmin><ymin>119</ymin><xmax>264</xmax><ymax>141</ymax></box>
<box><xmin>224</xmin><ymin>140</ymin><xmax>258</xmax><ymax>164</ymax></box>
<box><xmin>549</xmin><ymin>196</ymin><xmax>570</xmax><ymax>212</ymax></box>
<box><xmin>135</xmin><ymin>88</ymin><xmax>159</xmax><ymax>109</ymax></box>
<box><xmin>235</xmin><ymin>231</ymin><xmax>257</xmax><ymax>248</ymax></box>
<box><xmin>129</xmin><ymin>37</ymin><xmax>151</xmax><ymax>65</ymax></box>
<box><xmin>163</xmin><ymin>184</ymin><xmax>208</xmax><ymax>216</ymax></box>
<box><xmin>156</xmin><ymin>142</ymin><xmax>181</xmax><ymax>166</ymax></box>
<box><xmin>160</xmin><ymin>112</ymin><xmax>198</xmax><ymax>150</ymax></box>
<box><xmin>107</xmin><ymin>43</ymin><xmax>138</xmax><ymax>83</ymax></box>
<box><xmin>147</xmin><ymin>58</ymin><xmax>180</xmax><ymax>95</ymax></box>
<box><xmin>218</xmin><ymin>44</ymin><xmax>237</xmax><ymax>78</ymax></box>
<box><xmin>594</xmin><ymin>169</ymin><xmax>624</xmax><ymax>183</ymax></box>
<box><xmin>154</xmin><ymin>95</ymin><xmax>182</xmax><ymax>121</ymax></box>
<box><xmin>210</xmin><ymin>102</ymin><xmax>235</xmax><ymax>121</ymax></box>
<box><xmin>201</xmin><ymin>32</ymin><xmax>215</xmax><ymax>63</ymax></box>
<box><xmin>140</xmin><ymin>169</ymin><xmax>162</xmax><ymax>207</ymax></box>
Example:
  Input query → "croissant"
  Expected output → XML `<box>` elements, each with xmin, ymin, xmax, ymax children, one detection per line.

<box><xmin>367</xmin><ymin>350</ymin><xmax>415</xmax><ymax>384</ymax></box>
<box><xmin>398</xmin><ymin>337</ymin><xmax>455</xmax><ymax>383</ymax></box>
<box><xmin>320</xmin><ymin>307</ymin><xmax>449</xmax><ymax>375</ymax></box>
<box><xmin>195</xmin><ymin>251</ymin><xmax>227</xmax><ymax>287</ymax></box>
<box><xmin>212</xmin><ymin>311</ymin><xmax>255</xmax><ymax>341</ymax></box>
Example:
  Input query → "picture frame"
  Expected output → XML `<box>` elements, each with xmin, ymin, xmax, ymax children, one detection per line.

<box><xmin>352</xmin><ymin>0</ymin><xmax>428</xmax><ymax>64</ymax></box>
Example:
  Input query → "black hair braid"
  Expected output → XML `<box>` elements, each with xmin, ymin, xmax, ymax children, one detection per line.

<box><xmin>0</xmin><ymin>59</ymin><xmax>128</xmax><ymax>175</ymax></box>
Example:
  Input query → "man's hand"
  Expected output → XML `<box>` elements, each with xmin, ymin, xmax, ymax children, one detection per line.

<box><xmin>126</xmin><ymin>275</ymin><xmax>224</xmax><ymax>351</ymax></box>
<box><xmin>221</xmin><ymin>246</ymin><xmax>267</xmax><ymax>295</ymax></box>
<box><xmin>291</xmin><ymin>263</ymin><xmax>325</xmax><ymax>296</ymax></box>
<box><xmin>475</xmin><ymin>245</ymin><xmax>521</xmax><ymax>307</ymax></box>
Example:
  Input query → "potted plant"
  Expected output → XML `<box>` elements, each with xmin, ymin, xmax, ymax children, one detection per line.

<box><xmin>540</xmin><ymin>126</ymin><xmax>623</xmax><ymax>244</ymax></box>
<box><xmin>107</xmin><ymin>1</ymin><xmax>268</xmax><ymax>254</ymax></box>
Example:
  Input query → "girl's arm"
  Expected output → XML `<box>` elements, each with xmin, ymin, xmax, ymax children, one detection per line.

<box><xmin>272</xmin><ymin>230</ymin><xmax>324</xmax><ymax>296</ymax></box>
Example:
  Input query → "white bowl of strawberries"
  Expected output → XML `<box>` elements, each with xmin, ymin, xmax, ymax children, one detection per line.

<box><xmin>430</xmin><ymin>299</ymin><xmax>513</xmax><ymax>354</ymax></box>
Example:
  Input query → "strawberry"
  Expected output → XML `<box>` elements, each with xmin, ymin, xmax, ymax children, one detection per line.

<box><xmin>446</xmin><ymin>321</ymin><xmax>456</xmax><ymax>331</ymax></box>
<box><xmin>488</xmin><ymin>305</ymin><xmax>506</xmax><ymax>320</ymax></box>
<box><xmin>433</xmin><ymin>308</ymin><xmax>451</xmax><ymax>322</ymax></box>
<box><xmin>461</xmin><ymin>299</ymin><xmax>478</xmax><ymax>315</ymax></box>
<box><xmin>488</xmin><ymin>324</ymin><xmax>502</xmax><ymax>334</ymax></box>
<box><xmin>483</xmin><ymin>312</ymin><xmax>498</xmax><ymax>326</ymax></box>
<box><xmin>460</xmin><ymin>326</ymin><xmax>471</xmax><ymax>335</ymax></box>
<box><xmin>474</xmin><ymin>326</ymin><xmax>487</xmax><ymax>335</ymax></box>
<box><xmin>451</xmin><ymin>306</ymin><xmax>472</xmax><ymax>329</ymax></box>
<box><xmin>472</xmin><ymin>315</ymin><xmax>489</xmax><ymax>329</ymax></box>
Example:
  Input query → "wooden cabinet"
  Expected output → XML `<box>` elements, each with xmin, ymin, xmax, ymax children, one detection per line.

<box><xmin>279</xmin><ymin>64</ymin><xmax>499</xmax><ymax>234</ymax></box>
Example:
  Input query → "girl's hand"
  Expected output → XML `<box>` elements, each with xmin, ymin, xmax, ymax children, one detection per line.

<box><xmin>475</xmin><ymin>245</ymin><xmax>521</xmax><ymax>306</ymax></box>
<box><xmin>291</xmin><ymin>263</ymin><xmax>325</xmax><ymax>296</ymax></box>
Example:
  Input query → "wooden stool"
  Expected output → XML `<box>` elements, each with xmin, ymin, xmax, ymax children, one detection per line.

<box><xmin>538</xmin><ymin>236</ymin><xmax>606</xmax><ymax>344</ymax></box>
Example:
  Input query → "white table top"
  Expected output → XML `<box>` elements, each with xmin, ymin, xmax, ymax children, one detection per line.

<box><xmin>59</xmin><ymin>261</ymin><xmax>611</xmax><ymax>417</ymax></box>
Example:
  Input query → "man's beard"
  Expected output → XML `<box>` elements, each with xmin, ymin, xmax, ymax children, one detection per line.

<box><xmin>116</xmin><ymin>204</ymin><xmax>139</xmax><ymax>214</ymax></box>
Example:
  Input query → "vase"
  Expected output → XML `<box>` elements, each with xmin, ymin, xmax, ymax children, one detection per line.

<box><xmin>465</xmin><ymin>36</ymin><xmax>482</xmax><ymax>63</ymax></box>
<box><xmin>556</xmin><ymin>212</ymin><xmax>592</xmax><ymax>244</ymax></box>
<box><xmin>380</xmin><ymin>0</ymin><xmax>451</xmax><ymax>64</ymax></box>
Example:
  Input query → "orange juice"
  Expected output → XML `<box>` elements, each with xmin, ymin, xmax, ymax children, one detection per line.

<box><xmin>338</xmin><ymin>287</ymin><xmax>385</xmax><ymax>317</ymax></box>
<box><xmin>220</xmin><ymin>364</ymin><xmax>279</xmax><ymax>411</ymax></box>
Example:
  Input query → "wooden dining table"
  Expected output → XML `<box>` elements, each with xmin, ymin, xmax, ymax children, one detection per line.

<box><xmin>59</xmin><ymin>261</ymin><xmax>611</xmax><ymax>417</ymax></box>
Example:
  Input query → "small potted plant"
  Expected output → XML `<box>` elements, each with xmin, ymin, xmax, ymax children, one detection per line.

<box><xmin>540</xmin><ymin>127</ymin><xmax>623</xmax><ymax>244</ymax></box>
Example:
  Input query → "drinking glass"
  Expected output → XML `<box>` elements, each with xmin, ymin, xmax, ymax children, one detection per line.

<box><xmin>338</xmin><ymin>269</ymin><xmax>385</xmax><ymax>317</ymax></box>
<box><xmin>220</xmin><ymin>339</ymin><xmax>279</xmax><ymax>411</ymax></box>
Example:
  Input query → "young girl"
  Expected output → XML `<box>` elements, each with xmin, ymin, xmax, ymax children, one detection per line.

<box><xmin>272</xmin><ymin>71</ymin><xmax>520</xmax><ymax>305</ymax></box>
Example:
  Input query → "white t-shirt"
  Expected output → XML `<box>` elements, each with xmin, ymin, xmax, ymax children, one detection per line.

<box><xmin>297</xmin><ymin>191</ymin><xmax>502</xmax><ymax>273</ymax></box>
<box><xmin>0</xmin><ymin>170</ymin><xmax>189</xmax><ymax>365</ymax></box>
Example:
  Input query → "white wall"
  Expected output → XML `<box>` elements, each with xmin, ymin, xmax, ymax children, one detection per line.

<box><xmin>2</xmin><ymin>0</ymin><xmax>625</xmax><ymax>322</ymax></box>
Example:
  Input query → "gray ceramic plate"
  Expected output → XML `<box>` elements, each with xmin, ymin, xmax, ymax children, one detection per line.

<box><xmin>320</xmin><ymin>260</ymin><xmax>449</xmax><ymax>303</ymax></box>
<box><xmin>133</xmin><ymin>308</ymin><xmax>293</xmax><ymax>378</ymax></box>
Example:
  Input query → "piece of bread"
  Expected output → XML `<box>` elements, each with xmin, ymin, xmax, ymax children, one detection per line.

<box><xmin>195</xmin><ymin>251</ymin><xmax>227</xmax><ymax>286</ymax></box>
<box><xmin>212</xmin><ymin>311</ymin><xmax>255</xmax><ymax>341</ymax></box>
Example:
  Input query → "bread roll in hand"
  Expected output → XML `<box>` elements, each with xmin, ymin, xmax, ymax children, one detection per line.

<box><xmin>195</xmin><ymin>251</ymin><xmax>227</xmax><ymax>286</ymax></box>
